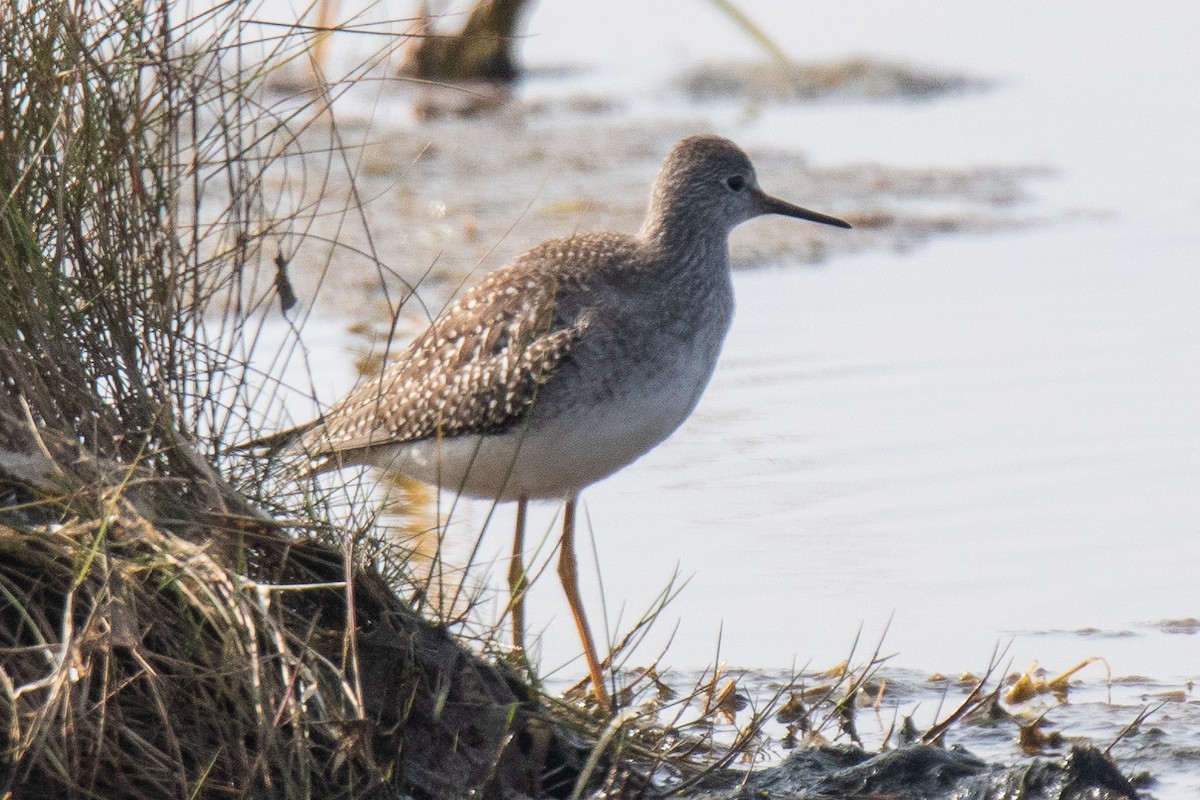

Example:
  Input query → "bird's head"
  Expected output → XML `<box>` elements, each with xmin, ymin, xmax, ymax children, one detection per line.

<box><xmin>643</xmin><ymin>134</ymin><xmax>851</xmax><ymax>242</ymax></box>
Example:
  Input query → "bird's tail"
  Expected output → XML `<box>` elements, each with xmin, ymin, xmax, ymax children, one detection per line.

<box><xmin>226</xmin><ymin>420</ymin><xmax>319</xmax><ymax>456</ymax></box>
<box><xmin>227</xmin><ymin>421</ymin><xmax>342</xmax><ymax>479</ymax></box>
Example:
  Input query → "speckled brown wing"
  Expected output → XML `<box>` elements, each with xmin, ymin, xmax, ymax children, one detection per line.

<box><xmin>299</xmin><ymin>264</ymin><xmax>587</xmax><ymax>461</ymax></box>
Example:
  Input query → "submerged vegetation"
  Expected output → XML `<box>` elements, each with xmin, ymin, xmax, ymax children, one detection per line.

<box><xmin>0</xmin><ymin>1</ymin><xmax>1157</xmax><ymax>798</ymax></box>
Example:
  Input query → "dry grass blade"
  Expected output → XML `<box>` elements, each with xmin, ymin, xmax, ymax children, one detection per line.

<box><xmin>1104</xmin><ymin>702</ymin><xmax>1166</xmax><ymax>757</ymax></box>
<box><xmin>921</xmin><ymin>643</ymin><xmax>1010</xmax><ymax>746</ymax></box>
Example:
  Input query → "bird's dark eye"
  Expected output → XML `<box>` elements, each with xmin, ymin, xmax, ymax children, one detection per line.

<box><xmin>726</xmin><ymin>175</ymin><xmax>746</xmax><ymax>192</ymax></box>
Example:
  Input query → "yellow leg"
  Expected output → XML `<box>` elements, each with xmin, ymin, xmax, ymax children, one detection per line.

<box><xmin>557</xmin><ymin>497</ymin><xmax>610</xmax><ymax>706</ymax></box>
<box><xmin>507</xmin><ymin>497</ymin><xmax>529</xmax><ymax>652</ymax></box>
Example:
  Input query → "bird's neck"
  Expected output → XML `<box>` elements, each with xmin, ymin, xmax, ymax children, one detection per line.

<box><xmin>638</xmin><ymin>208</ymin><xmax>733</xmax><ymax>276</ymax></box>
<box><xmin>629</xmin><ymin>228</ymin><xmax>733</xmax><ymax>319</ymax></box>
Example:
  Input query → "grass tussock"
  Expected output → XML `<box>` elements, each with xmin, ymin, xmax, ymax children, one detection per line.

<box><xmin>0</xmin><ymin>0</ymin><xmax>196</xmax><ymax>475</ymax></box>
<box><xmin>1</xmin><ymin>480</ymin><xmax>373</xmax><ymax>797</ymax></box>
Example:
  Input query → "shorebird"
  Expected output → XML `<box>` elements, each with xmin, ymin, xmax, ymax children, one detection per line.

<box><xmin>269</xmin><ymin>135</ymin><xmax>850</xmax><ymax>705</ymax></box>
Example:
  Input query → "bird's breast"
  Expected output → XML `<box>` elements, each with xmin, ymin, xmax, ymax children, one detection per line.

<box><xmin>525</xmin><ymin>280</ymin><xmax>735</xmax><ymax>485</ymax></box>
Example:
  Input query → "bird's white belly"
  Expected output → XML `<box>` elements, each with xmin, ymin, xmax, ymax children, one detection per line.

<box><xmin>367</xmin><ymin>347</ymin><xmax>719</xmax><ymax>500</ymax></box>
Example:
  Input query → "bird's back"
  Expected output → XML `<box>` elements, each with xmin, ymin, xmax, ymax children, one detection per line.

<box><xmin>296</xmin><ymin>232</ymin><xmax>631</xmax><ymax>453</ymax></box>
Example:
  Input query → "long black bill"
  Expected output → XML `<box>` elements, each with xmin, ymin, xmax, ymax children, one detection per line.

<box><xmin>755</xmin><ymin>188</ymin><xmax>852</xmax><ymax>229</ymax></box>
